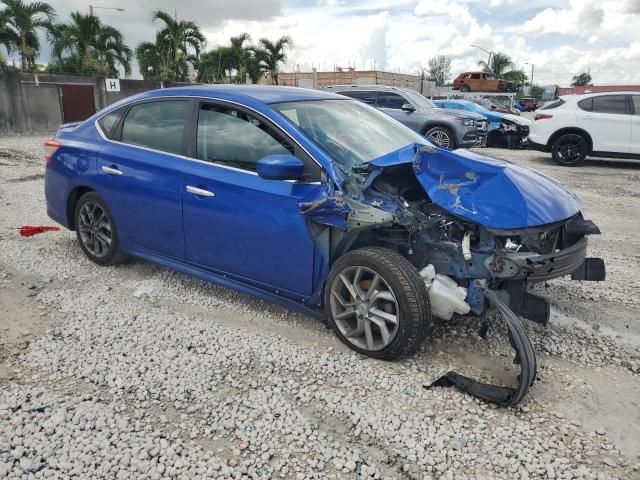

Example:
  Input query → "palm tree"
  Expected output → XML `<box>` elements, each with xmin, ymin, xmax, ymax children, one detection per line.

<box><xmin>256</xmin><ymin>36</ymin><xmax>292</xmax><ymax>85</ymax></box>
<box><xmin>1</xmin><ymin>0</ymin><xmax>55</xmax><ymax>70</ymax></box>
<box><xmin>229</xmin><ymin>32</ymin><xmax>251</xmax><ymax>82</ymax></box>
<box><xmin>478</xmin><ymin>51</ymin><xmax>514</xmax><ymax>78</ymax></box>
<box><xmin>48</xmin><ymin>12</ymin><xmax>131</xmax><ymax>77</ymax></box>
<box><xmin>136</xmin><ymin>33</ymin><xmax>172</xmax><ymax>81</ymax></box>
<box><xmin>150</xmin><ymin>10</ymin><xmax>204</xmax><ymax>81</ymax></box>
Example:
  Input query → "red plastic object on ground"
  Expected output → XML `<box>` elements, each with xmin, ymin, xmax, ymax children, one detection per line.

<box><xmin>18</xmin><ymin>225</ymin><xmax>61</xmax><ymax>237</ymax></box>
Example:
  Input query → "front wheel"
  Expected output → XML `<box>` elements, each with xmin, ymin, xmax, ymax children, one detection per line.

<box><xmin>425</xmin><ymin>126</ymin><xmax>456</xmax><ymax>150</ymax></box>
<box><xmin>324</xmin><ymin>247</ymin><xmax>431</xmax><ymax>360</ymax></box>
<box><xmin>551</xmin><ymin>133</ymin><xmax>588</xmax><ymax>166</ymax></box>
<box><xmin>460</xmin><ymin>84</ymin><xmax>470</xmax><ymax>92</ymax></box>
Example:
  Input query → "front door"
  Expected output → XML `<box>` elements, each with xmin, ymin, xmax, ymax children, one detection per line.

<box><xmin>376</xmin><ymin>92</ymin><xmax>419</xmax><ymax>130</ymax></box>
<box><xmin>97</xmin><ymin>99</ymin><xmax>189</xmax><ymax>258</ymax></box>
<box><xmin>181</xmin><ymin>101</ymin><xmax>323</xmax><ymax>297</ymax></box>
<box><xmin>577</xmin><ymin>94</ymin><xmax>631</xmax><ymax>153</ymax></box>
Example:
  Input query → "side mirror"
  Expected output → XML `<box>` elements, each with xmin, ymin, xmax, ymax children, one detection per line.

<box><xmin>256</xmin><ymin>154</ymin><xmax>304</xmax><ymax>181</ymax></box>
<box><xmin>401</xmin><ymin>103</ymin><xmax>416</xmax><ymax>112</ymax></box>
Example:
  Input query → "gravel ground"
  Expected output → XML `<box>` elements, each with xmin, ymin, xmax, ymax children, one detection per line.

<box><xmin>1</xmin><ymin>136</ymin><xmax>639</xmax><ymax>480</ymax></box>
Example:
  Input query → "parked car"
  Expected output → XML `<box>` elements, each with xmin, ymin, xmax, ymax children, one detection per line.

<box><xmin>453</xmin><ymin>72</ymin><xmax>515</xmax><ymax>93</ymax></box>
<box><xmin>45</xmin><ymin>85</ymin><xmax>605</xmax><ymax>404</ymax></box>
<box><xmin>528</xmin><ymin>92</ymin><xmax>640</xmax><ymax>166</ymax></box>
<box><xmin>433</xmin><ymin>99</ymin><xmax>532</xmax><ymax>148</ymax></box>
<box><xmin>467</xmin><ymin>97</ymin><xmax>520</xmax><ymax>115</ymax></box>
<box><xmin>323</xmin><ymin>85</ymin><xmax>487</xmax><ymax>150</ymax></box>
<box><xmin>513</xmin><ymin>98</ymin><xmax>539</xmax><ymax>112</ymax></box>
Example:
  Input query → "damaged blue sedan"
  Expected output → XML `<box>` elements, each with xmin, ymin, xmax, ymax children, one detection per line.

<box><xmin>45</xmin><ymin>86</ymin><xmax>605</xmax><ymax>405</ymax></box>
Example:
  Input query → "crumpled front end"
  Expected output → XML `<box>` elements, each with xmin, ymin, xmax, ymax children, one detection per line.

<box><xmin>302</xmin><ymin>143</ymin><xmax>605</xmax><ymax>405</ymax></box>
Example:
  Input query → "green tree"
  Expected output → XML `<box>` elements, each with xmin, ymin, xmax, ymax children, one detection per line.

<box><xmin>255</xmin><ymin>36</ymin><xmax>292</xmax><ymax>85</ymax></box>
<box><xmin>1</xmin><ymin>0</ymin><xmax>55</xmax><ymax>70</ymax></box>
<box><xmin>48</xmin><ymin>12</ymin><xmax>131</xmax><ymax>77</ymax></box>
<box><xmin>145</xmin><ymin>9</ymin><xmax>205</xmax><ymax>81</ymax></box>
<box><xmin>427</xmin><ymin>55</ymin><xmax>451</xmax><ymax>87</ymax></box>
<box><xmin>196</xmin><ymin>46</ymin><xmax>233</xmax><ymax>83</ymax></box>
<box><xmin>478</xmin><ymin>51</ymin><xmax>514</xmax><ymax>77</ymax></box>
<box><xmin>502</xmin><ymin>69</ymin><xmax>528</xmax><ymax>88</ymax></box>
<box><xmin>135</xmin><ymin>34</ymin><xmax>172</xmax><ymax>81</ymax></box>
<box><xmin>571</xmin><ymin>72</ymin><xmax>592</xmax><ymax>86</ymax></box>
<box><xmin>530</xmin><ymin>84</ymin><xmax>545</xmax><ymax>98</ymax></box>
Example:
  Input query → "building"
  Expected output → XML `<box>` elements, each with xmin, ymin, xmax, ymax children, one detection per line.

<box><xmin>558</xmin><ymin>85</ymin><xmax>640</xmax><ymax>96</ymax></box>
<box><xmin>260</xmin><ymin>69</ymin><xmax>429</xmax><ymax>92</ymax></box>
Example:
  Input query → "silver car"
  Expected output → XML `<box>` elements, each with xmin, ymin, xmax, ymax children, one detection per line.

<box><xmin>325</xmin><ymin>85</ymin><xmax>487</xmax><ymax>149</ymax></box>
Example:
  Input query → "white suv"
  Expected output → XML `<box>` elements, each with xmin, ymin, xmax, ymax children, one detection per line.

<box><xmin>528</xmin><ymin>92</ymin><xmax>640</xmax><ymax>166</ymax></box>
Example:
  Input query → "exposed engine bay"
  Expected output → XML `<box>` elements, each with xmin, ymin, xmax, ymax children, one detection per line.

<box><xmin>302</xmin><ymin>144</ymin><xmax>605</xmax><ymax>405</ymax></box>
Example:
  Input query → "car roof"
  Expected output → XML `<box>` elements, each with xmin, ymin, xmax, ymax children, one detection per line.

<box><xmin>126</xmin><ymin>84</ymin><xmax>345</xmax><ymax>105</ymax></box>
<box><xmin>324</xmin><ymin>84</ymin><xmax>412</xmax><ymax>93</ymax></box>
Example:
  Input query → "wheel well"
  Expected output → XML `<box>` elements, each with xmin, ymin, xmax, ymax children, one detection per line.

<box><xmin>66</xmin><ymin>186</ymin><xmax>94</xmax><ymax>230</ymax></box>
<box><xmin>548</xmin><ymin>128</ymin><xmax>593</xmax><ymax>153</ymax></box>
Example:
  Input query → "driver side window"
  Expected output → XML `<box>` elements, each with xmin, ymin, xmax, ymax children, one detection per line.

<box><xmin>196</xmin><ymin>104</ymin><xmax>292</xmax><ymax>172</ymax></box>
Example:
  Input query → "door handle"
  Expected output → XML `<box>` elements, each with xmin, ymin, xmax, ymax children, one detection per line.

<box><xmin>101</xmin><ymin>165</ymin><xmax>122</xmax><ymax>176</ymax></box>
<box><xmin>186</xmin><ymin>185</ymin><xmax>215</xmax><ymax>197</ymax></box>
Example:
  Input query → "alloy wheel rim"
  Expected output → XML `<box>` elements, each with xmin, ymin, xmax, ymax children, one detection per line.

<box><xmin>429</xmin><ymin>130</ymin><xmax>451</xmax><ymax>149</ymax></box>
<box><xmin>557</xmin><ymin>140</ymin><xmax>582</xmax><ymax>163</ymax></box>
<box><xmin>77</xmin><ymin>202</ymin><xmax>112</xmax><ymax>258</ymax></box>
<box><xmin>329</xmin><ymin>266</ymin><xmax>400</xmax><ymax>351</ymax></box>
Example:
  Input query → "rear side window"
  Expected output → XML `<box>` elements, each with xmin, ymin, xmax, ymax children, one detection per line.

<box><xmin>338</xmin><ymin>90</ymin><xmax>378</xmax><ymax>105</ymax></box>
<box><xmin>121</xmin><ymin>100</ymin><xmax>189</xmax><ymax>155</ymax></box>
<box><xmin>377</xmin><ymin>93</ymin><xmax>407</xmax><ymax>109</ymax></box>
<box><xmin>471</xmin><ymin>73</ymin><xmax>481</xmax><ymax>79</ymax></box>
<box><xmin>590</xmin><ymin>95</ymin><xmax>628</xmax><ymax>114</ymax></box>
<box><xmin>196</xmin><ymin>104</ymin><xmax>292</xmax><ymax>173</ymax></box>
<box><xmin>98</xmin><ymin>107</ymin><xmax>125</xmax><ymax>138</ymax></box>
<box><xmin>540</xmin><ymin>99</ymin><xmax>565</xmax><ymax>110</ymax></box>
<box><xmin>633</xmin><ymin>96</ymin><xmax>640</xmax><ymax>115</ymax></box>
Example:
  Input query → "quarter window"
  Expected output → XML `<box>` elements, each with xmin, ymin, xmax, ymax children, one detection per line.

<box><xmin>121</xmin><ymin>100</ymin><xmax>189</xmax><ymax>155</ymax></box>
<box><xmin>196</xmin><ymin>104</ymin><xmax>292</xmax><ymax>172</ymax></box>
<box><xmin>590</xmin><ymin>95</ymin><xmax>628</xmax><ymax>115</ymax></box>
<box><xmin>377</xmin><ymin>93</ymin><xmax>407</xmax><ymax>109</ymax></box>
<box><xmin>98</xmin><ymin>107</ymin><xmax>125</xmax><ymax>139</ymax></box>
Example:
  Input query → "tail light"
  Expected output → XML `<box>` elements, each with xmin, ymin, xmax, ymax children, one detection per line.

<box><xmin>44</xmin><ymin>139</ymin><xmax>61</xmax><ymax>163</ymax></box>
<box><xmin>534</xmin><ymin>113</ymin><xmax>553</xmax><ymax>121</ymax></box>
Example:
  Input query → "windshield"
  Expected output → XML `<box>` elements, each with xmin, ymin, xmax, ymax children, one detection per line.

<box><xmin>273</xmin><ymin>100</ymin><xmax>427</xmax><ymax>170</ymax></box>
<box><xmin>401</xmin><ymin>90</ymin><xmax>436</xmax><ymax>110</ymax></box>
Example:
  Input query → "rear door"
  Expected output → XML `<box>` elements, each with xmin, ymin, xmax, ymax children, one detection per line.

<box><xmin>96</xmin><ymin>99</ymin><xmax>189</xmax><ymax>258</ymax></box>
<box><xmin>631</xmin><ymin>95</ymin><xmax>640</xmax><ymax>154</ymax></box>
<box><xmin>376</xmin><ymin>92</ymin><xmax>419</xmax><ymax>130</ymax></box>
<box><xmin>576</xmin><ymin>94</ymin><xmax>630</xmax><ymax>153</ymax></box>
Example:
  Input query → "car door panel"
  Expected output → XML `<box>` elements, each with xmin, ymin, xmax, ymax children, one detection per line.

<box><xmin>576</xmin><ymin>95</ymin><xmax>630</xmax><ymax>153</ymax></box>
<box><xmin>181</xmin><ymin>162</ymin><xmax>319</xmax><ymax>297</ymax></box>
<box><xmin>631</xmin><ymin>95</ymin><xmax>640</xmax><ymax>154</ymax></box>
<box><xmin>181</xmin><ymin>101</ymin><xmax>321</xmax><ymax>297</ymax></box>
<box><xmin>376</xmin><ymin>92</ymin><xmax>419</xmax><ymax>130</ymax></box>
<box><xmin>96</xmin><ymin>100</ymin><xmax>189</xmax><ymax>259</ymax></box>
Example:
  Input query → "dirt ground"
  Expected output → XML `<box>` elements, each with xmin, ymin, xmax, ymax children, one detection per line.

<box><xmin>0</xmin><ymin>136</ymin><xmax>639</xmax><ymax>479</ymax></box>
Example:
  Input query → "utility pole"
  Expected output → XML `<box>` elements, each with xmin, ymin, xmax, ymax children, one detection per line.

<box><xmin>89</xmin><ymin>5</ymin><xmax>125</xmax><ymax>16</ymax></box>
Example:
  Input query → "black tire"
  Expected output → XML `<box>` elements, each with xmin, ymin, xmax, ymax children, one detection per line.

<box><xmin>424</xmin><ymin>126</ymin><xmax>456</xmax><ymax>150</ymax></box>
<box><xmin>74</xmin><ymin>191</ymin><xmax>124</xmax><ymax>265</ymax></box>
<box><xmin>460</xmin><ymin>84</ymin><xmax>470</xmax><ymax>92</ymax></box>
<box><xmin>324</xmin><ymin>247</ymin><xmax>432</xmax><ymax>360</ymax></box>
<box><xmin>551</xmin><ymin>133</ymin><xmax>588</xmax><ymax>166</ymax></box>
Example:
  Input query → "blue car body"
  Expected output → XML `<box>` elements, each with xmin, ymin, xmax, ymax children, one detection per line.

<box><xmin>45</xmin><ymin>85</ymin><xmax>600</xmax><ymax>322</ymax></box>
<box><xmin>434</xmin><ymin>99</ymin><xmax>508</xmax><ymax>131</ymax></box>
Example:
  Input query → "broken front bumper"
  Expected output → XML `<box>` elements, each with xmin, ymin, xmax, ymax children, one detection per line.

<box><xmin>485</xmin><ymin>237</ymin><xmax>605</xmax><ymax>282</ymax></box>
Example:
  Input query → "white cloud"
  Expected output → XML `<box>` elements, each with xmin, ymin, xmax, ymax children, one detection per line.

<box><xmin>521</xmin><ymin>0</ymin><xmax>604</xmax><ymax>35</ymax></box>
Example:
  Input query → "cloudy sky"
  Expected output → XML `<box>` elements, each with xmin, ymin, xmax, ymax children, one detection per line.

<box><xmin>12</xmin><ymin>0</ymin><xmax>640</xmax><ymax>85</ymax></box>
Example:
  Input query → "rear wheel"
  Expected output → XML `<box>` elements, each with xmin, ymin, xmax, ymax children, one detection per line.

<box><xmin>551</xmin><ymin>133</ymin><xmax>588</xmax><ymax>166</ymax></box>
<box><xmin>425</xmin><ymin>126</ymin><xmax>456</xmax><ymax>150</ymax></box>
<box><xmin>324</xmin><ymin>247</ymin><xmax>431</xmax><ymax>360</ymax></box>
<box><xmin>74</xmin><ymin>192</ymin><xmax>123</xmax><ymax>265</ymax></box>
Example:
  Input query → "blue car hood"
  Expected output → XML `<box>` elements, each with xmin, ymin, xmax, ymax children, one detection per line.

<box><xmin>370</xmin><ymin>145</ymin><xmax>581</xmax><ymax>229</ymax></box>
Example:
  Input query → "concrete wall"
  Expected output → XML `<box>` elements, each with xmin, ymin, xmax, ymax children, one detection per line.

<box><xmin>274</xmin><ymin>70</ymin><xmax>425</xmax><ymax>91</ymax></box>
<box><xmin>0</xmin><ymin>70</ymin><xmax>168</xmax><ymax>134</ymax></box>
